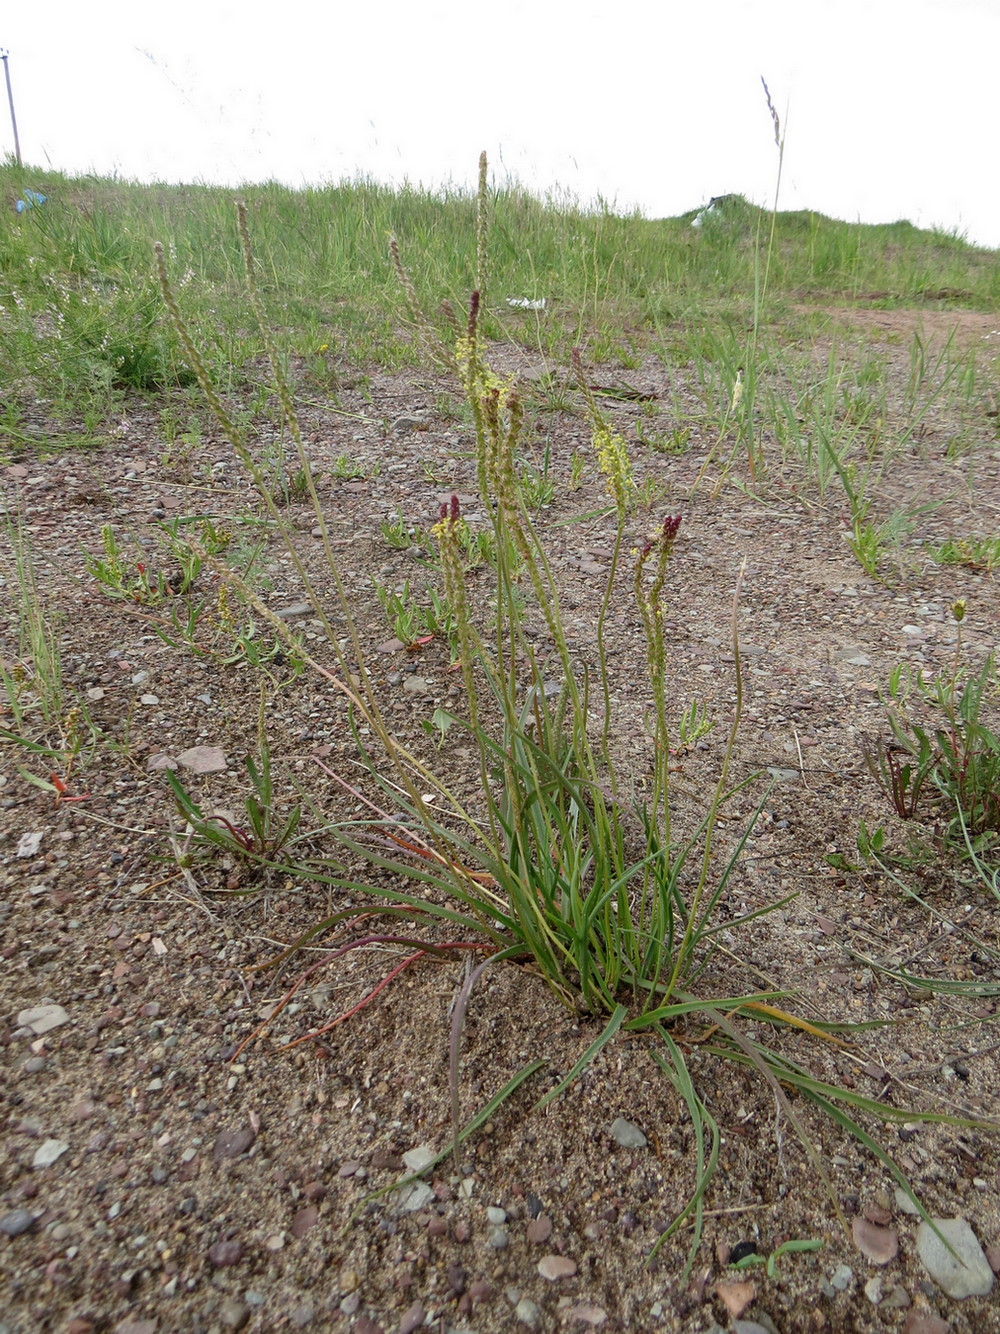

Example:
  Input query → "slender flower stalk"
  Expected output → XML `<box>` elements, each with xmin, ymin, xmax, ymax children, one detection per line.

<box><xmin>476</xmin><ymin>151</ymin><xmax>489</xmax><ymax>306</ymax></box>
<box><xmin>573</xmin><ymin>347</ymin><xmax>634</xmax><ymax>766</ymax></box>
<box><xmin>432</xmin><ymin>495</ymin><xmax>479</xmax><ymax>732</ymax></box>
<box><xmin>633</xmin><ymin>514</ymin><xmax>683</xmax><ymax>837</ymax></box>
<box><xmin>389</xmin><ymin>232</ymin><xmax>451</xmax><ymax>370</ymax></box>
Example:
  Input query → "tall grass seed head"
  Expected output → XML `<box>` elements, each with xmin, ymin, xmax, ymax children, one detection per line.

<box><xmin>216</xmin><ymin>582</ymin><xmax>235</xmax><ymax>631</ymax></box>
<box><xmin>661</xmin><ymin>513</ymin><xmax>683</xmax><ymax>547</ymax></box>
<box><xmin>952</xmin><ymin>598</ymin><xmax>967</xmax><ymax>623</ymax></box>
<box><xmin>635</xmin><ymin>514</ymin><xmax>683</xmax><ymax>569</ymax></box>
<box><xmin>454</xmin><ymin>335</ymin><xmax>514</xmax><ymax>407</ymax></box>
<box><xmin>593</xmin><ymin>422</ymin><xmax>633</xmax><ymax>510</ymax></box>
<box><xmin>60</xmin><ymin>706</ymin><xmax>81</xmax><ymax>751</ymax></box>
<box><xmin>730</xmin><ymin>367</ymin><xmax>744</xmax><ymax>414</ymax></box>
<box><xmin>431</xmin><ymin>493</ymin><xmax>462</xmax><ymax>538</ymax></box>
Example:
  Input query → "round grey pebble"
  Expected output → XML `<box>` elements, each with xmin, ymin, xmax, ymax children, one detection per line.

<box><xmin>486</xmin><ymin>1206</ymin><xmax>507</xmax><ymax>1225</ymax></box>
<box><xmin>0</xmin><ymin>1209</ymin><xmax>36</xmax><ymax>1237</ymax></box>
<box><xmin>516</xmin><ymin>1297</ymin><xmax>540</xmax><ymax>1328</ymax></box>
<box><xmin>23</xmin><ymin>1056</ymin><xmax>47</xmax><ymax>1074</ymax></box>
<box><xmin>609</xmin><ymin>1117</ymin><xmax>648</xmax><ymax>1149</ymax></box>
<box><xmin>488</xmin><ymin>1226</ymin><xmax>510</xmax><ymax>1250</ymax></box>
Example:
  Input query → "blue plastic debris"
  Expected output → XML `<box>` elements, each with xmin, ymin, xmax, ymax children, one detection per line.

<box><xmin>15</xmin><ymin>189</ymin><xmax>47</xmax><ymax>213</ymax></box>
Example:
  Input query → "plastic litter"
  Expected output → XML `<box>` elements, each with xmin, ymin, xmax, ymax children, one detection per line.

<box><xmin>506</xmin><ymin>297</ymin><xmax>546</xmax><ymax>310</ymax></box>
<box><xmin>15</xmin><ymin>189</ymin><xmax>46</xmax><ymax>214</ymax></box>
<box><xmin>692</xmin><ymin>194</ymin><xmax>744</xmax><ymax>229</ymax></box>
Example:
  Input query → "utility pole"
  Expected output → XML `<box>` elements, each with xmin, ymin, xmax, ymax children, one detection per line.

<box><xmin>1</xmin><ymin>50</ymin><xmax>22</xmax><ymax>168</ymax></box>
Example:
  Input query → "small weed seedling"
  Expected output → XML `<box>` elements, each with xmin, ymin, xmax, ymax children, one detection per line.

<box><xmin>332</xmin><ymin>453</ymin><xmax>375</xmax><ymax>480</ymax></box>
<box><xmin>381</xmin><ymin>510</ymin><xmax>421</xmax><ymax>550</ymax></box>
<box><xmin>637</xmin><ymin>420</ymin><xmax>692</xmax><ymax>454</ymax></box>
<box><xmin>730</xmin><ymin>1237</ymin><xmax>824</xmax><ymax>1280</ymax></box>
<box><xmin>866</xmin><ymin>606</ymin><xmax>999</xmax><ymax>863</ymax></box>
<box><xmin>167</xmin><ymin>711</ymin><xmax>304</xmax><ymax>875</ymax></box>
<box><xmin>928</xmin><ymin>535</ymin><xmax>1000</xmax><ymax>573</ymax></box>
<box><xmin>568</xmin><ymin>451</ymin><xmax>588</xmax><ymax>490</ymax></box>
<box><xmin>518</xmin><ymin>447</ymin><xmax>555</xmax><ymax>509</ymax></box>
<box><xmin>373</xmin><ymin>578</ymin><xmax>456</xmax><ymax>651</ymax></box>
<box><xmin>677</xmin><ymin>697</ymin><xmax>716</xmax><ymax>750</ymax></box>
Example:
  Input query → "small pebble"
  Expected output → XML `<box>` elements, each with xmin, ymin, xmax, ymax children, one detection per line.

<box><xmin>32</xmin><ymin>1139</ymin><xmax>69</xmax><ymax>1168</ymax></box>
<box><xmin>207</xmin><ymin>1240</ymin><xmax>244</xmax><ymax>1268</ymax></box>
<box><xmin>401</xmin><ymin>1145</ymin><xmax>436</xmax><ymax>1173</ymax></box>
<box><xmin>881</xmin><ymin>1285</ymin><xmax>911</xmax><ymax>1310</ymax></box>
<box><xmin>396</xmin><ymin>1181</ymin><xmax>434</xmax><ymax>1213</ymax></box>
<box><xmin>218</xmin><ymin>1298</ymin><xmax>251</xmax><ymax>1330</ymax></box>
<box><xmin>291</xmin><ymin>1205</ymin><xmax>318</xmax><ymax>1238</ymax></box>
<box><xmin>853</xmin><ymin>1216</ymin><xmax>899</xmax><ymax>1265</ymax></box>
<box><xmin>0</xmin><ymin>1209</ymin><xmax>36</xmax><ymax>1237</ymax></box>
<box><xmin>398</xmin><ymin>1301</ymin><xmax>425</xmax><ymax>1334</ymax></box>
<box><xmin>864</xmin><ymin>1275</ymin><xmax>884</xmax><ymax>1305</ymax></box>
<box><xmin>901</xmin><ymin>1315</ymin><xmax>951</xmax><ymax>1334</ymax></box>
<box><xmin>831</xmin><ymin>1264</ymin><xmax>854</xmax><ymax>1291</ymax></box>
<box><xmin>447</xmin><ymin>1264</ymin><xmax>466</xmax><ymax>1295</ymax></box>
<box><xmin>609</xmin><ymin>1117</ymin><xmax>647</xmax><ymax>1149</ymax></box>
<box><xmin>917</xmin><ymin>1217</ymin><xmax>995</xmax><ymax>1298</ymax></box>
<box><xmin>16</xmin><ymin>1003</ymin><xmax>69</xmax><ymax>1035</ymax></box>
<box><xmin>515</xmin><ymin>1297</ymin><xmax>540</xmax><ymax>1327</ymax></box>
<box><xmin>212</xmin><ymin>1126</ymin><xmax>256</xmax><ymax>1161</ymax></box>
<box><xmin>538</xmin><ymin>1255</ymin><xmax>577</xmax><ymax>1281</ymax></box>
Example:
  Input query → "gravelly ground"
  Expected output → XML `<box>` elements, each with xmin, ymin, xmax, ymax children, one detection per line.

<box><xmin>2</xmin><ymin>309</ymin><xmax>1000</xmax><ymax>1334</ymax></box>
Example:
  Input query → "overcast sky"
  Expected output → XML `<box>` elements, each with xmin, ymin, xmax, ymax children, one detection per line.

<box><xmin>3</xmin><ymin>0</ymin><xmax>998</xmax><ymax>248</ymax></box>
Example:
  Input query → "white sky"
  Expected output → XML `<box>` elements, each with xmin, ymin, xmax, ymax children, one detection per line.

<box><xmin>3</xmin><ymin>0</ymin><xmax>999</xmax><ymax>248</ymax></box>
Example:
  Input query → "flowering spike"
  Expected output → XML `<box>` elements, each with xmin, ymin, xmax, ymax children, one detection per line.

<box><xmin>450</xmin><ymin>494</ymin><xmax>461</xmax><ymax>523</ymax></box>
<box><xmin>662</xmin><ymin>514</ymin><xmax>683</xmax><ymax>543</ymax></box>
<box><xmin>468</xmin><ymin>290</ymin><xmax>480</xmax><ymax>340</ymax></box>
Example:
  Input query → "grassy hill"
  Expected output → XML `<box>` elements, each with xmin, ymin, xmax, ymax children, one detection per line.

<box><xmin>1</xmin><ymin>163</ymin><xmax>997</xmax><ymax>436</ymax></box>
